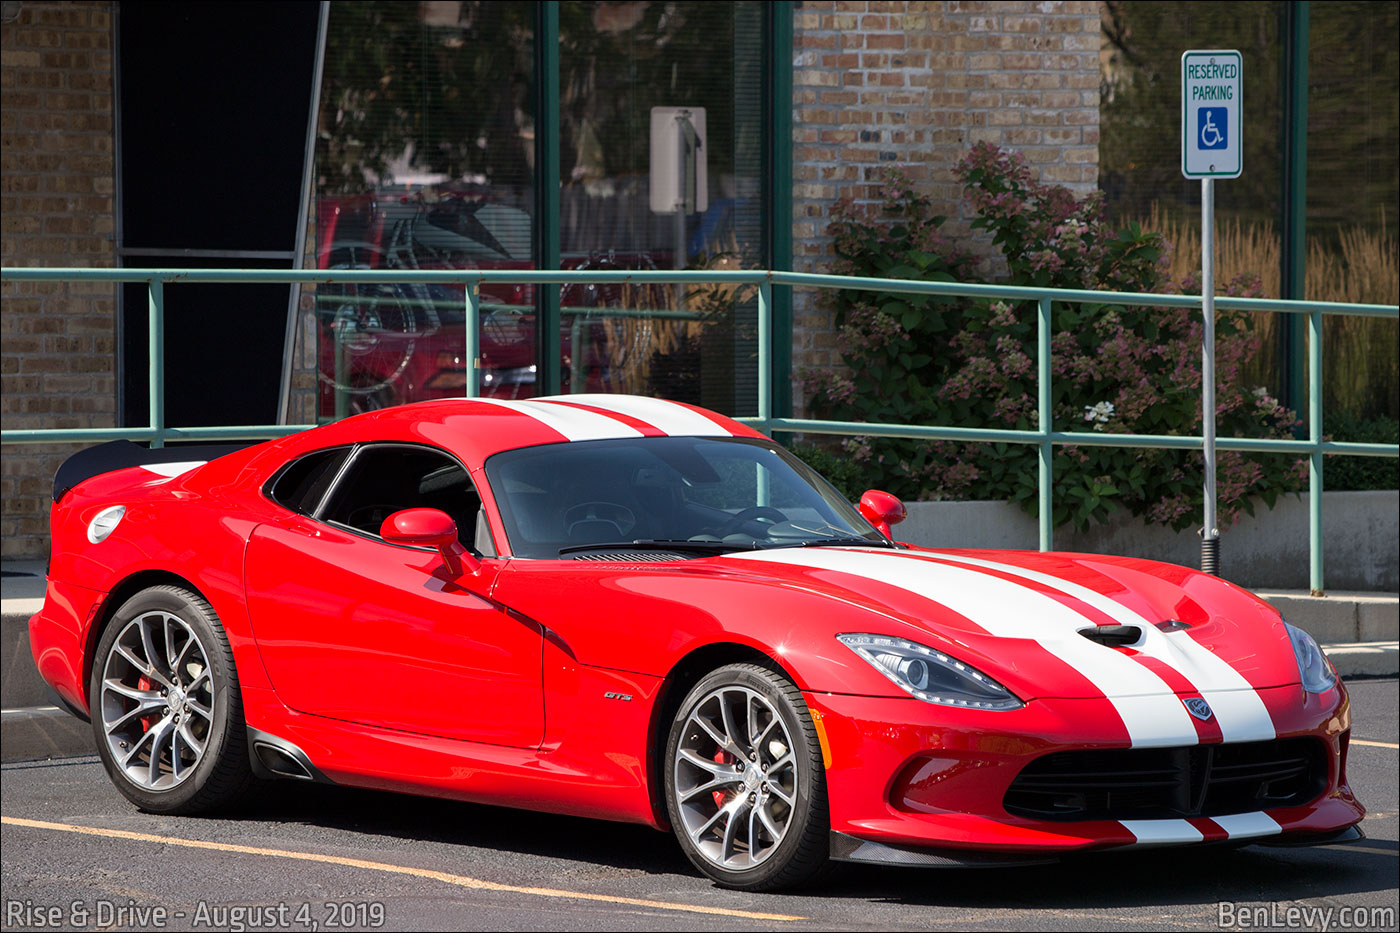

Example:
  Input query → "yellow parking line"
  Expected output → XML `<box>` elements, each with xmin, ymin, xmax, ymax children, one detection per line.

<box><xmin>2</xmin><ymin>816</ymin><xmax>806</xmax><ymax>923</ymax></box>
<box><xmin>1351</xmin><ymin>739</ymin><xmax>1399</xmax><ymax>749</ymax></box>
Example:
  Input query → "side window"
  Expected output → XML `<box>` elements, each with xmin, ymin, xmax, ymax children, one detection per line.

<box><xmin>321</xmin><ymin>445</ymin><xmax>483</xmax><ymax>549</ymax></box>
<box><xmin>267</xmin><ymin>447</ymin><xmax>351</xmax><ymax>515</ymax></box>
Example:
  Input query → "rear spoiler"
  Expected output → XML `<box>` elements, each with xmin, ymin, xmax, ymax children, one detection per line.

<box><xmin>53</xmin><ymin>440</ymin><xmax>253</xmax><ymax>503</ymax></box>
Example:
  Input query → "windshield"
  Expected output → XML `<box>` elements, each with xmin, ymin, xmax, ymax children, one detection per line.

<box><xmin>484</xmin><ymin>436</ymin><xmax>887</xmax><ymax>559</ymax></box>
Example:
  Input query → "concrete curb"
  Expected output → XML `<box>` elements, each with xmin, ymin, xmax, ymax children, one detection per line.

<box><xmin>1258</xmin><ymin>590</ymin><xmax>1400</xmax><ymax>643</ymax></box>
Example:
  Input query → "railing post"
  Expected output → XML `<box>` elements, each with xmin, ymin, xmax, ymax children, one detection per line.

<box><xmin>534</xmin><ymin>2</ymin><xmax>562</xmax><ymax>395</ymax></box>
<box><xmin>1308</xmin><ymin>307</ymin><xmax>1324</xmax><ymax>595</ymax></box>
<box><xmin>148</xmin><ymin>279</ymin><xmax>165</xmax><ymax>448</ymax></box>
<box><xmin>1037</xmin><ymin>296</ymin><xmax>1053</xmax><ymax>551</ymax></box>
<box><xmin>757</xmin><ymin>278</ymin><xmax>773</xmax><ymax>435</ymax></box>
<box><xmin>465</xmin><ymin>280</ymin><xmax>480</xmax><ymax>399</ymax></box>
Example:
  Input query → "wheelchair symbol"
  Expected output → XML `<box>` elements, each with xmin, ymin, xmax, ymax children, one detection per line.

<box><xmin>1198</xmin><ymin>107</ymin><xmax>1227</xmax><ymax>150</ymax></box>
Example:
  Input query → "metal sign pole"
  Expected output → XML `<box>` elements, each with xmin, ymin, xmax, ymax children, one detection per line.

<box><xmin>1182</xmin><ymin>48</ymin><xmax>1238</xmax><ymax>576</ymax></box>
<box><xmin>1201</xmin><ymin>177</ymin><xmax>1220</xmax><ymax>574</ymax></box>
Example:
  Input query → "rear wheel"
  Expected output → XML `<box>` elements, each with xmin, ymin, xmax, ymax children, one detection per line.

<box><xmin>664</xmin><ymin>663</ymin><xmax>829</xmax><ymax>890</ymax></box>
<box><xmin>90</xmin><ymin>585</ymin><xmax>254</xmax><ymax>813</ymax></box>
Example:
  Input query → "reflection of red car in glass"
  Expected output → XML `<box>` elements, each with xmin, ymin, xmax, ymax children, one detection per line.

<box><xmin>314</xmin><ymin>191</ymin><xmax>669</xmax><ymax>416</ymax></box>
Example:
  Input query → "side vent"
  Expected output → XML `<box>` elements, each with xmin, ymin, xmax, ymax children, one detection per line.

<box><xmin>246</xmin><ymin>727</ymin><xmax>328</xmax><ymax>783</ymax></box>
<box><xmin>254</xmin><ymin>743</ymin><xmax>315</xmax><ymax>780</ymax></box>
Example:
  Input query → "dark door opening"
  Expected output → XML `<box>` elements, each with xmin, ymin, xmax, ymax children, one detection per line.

<box><xmin>116</xmin><ymin>1</ymin><xmax>320</xmax><ymax>429</ymax></box>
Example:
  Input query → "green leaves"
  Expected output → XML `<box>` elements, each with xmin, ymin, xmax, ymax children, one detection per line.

<box><xmin>813</xmin><ymin>156</ymin><xmax>1303</xmax><ymax>532</ymax></box>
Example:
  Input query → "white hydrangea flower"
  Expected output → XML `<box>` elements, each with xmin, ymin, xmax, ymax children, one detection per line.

<box><xmin>1083</xmin><ymin>401</ymin><xmax>1115</xmax><ymax>431</ymax></box>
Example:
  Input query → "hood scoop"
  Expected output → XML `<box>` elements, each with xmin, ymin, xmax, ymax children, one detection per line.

<box><xmin>1078</xmin><ymin>624</ymin><xmax>1144</xmax><ymax>647</ymax></box>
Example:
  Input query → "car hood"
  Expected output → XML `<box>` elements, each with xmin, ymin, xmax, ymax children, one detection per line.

<box><xmin>717</xmin><ymin>545</ymin><xmax>1301</xmax><ymax>711</ymax></box>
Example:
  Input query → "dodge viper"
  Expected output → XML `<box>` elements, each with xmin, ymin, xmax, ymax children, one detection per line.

<box><xmin>29</xmin><ymin>395</ymin><xmax>1364</xmax><ymax>890</ymax></box>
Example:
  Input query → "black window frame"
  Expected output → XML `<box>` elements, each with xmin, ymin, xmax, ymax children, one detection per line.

<box><xmin>262</xmin><ymin>444</ymin><xmax>356</xmax><ymax>517</ymax></box>
<box><xmin>324</xmin><ymin>442</ymin><xmax>483</xmax><ymax>549</ymax></box>
<box><xmin>266</xmin><ymin>441</ymin><xmax>491</xmax><ymax>555</ymax></box>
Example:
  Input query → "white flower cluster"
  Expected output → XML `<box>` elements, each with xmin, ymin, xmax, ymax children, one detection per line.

<box><xmin>1083</xmin><ymin>401</ymin><xmax>1115</xmax><ymax>431</ymax></box>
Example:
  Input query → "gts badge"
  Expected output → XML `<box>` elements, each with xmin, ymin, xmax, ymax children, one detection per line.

<box><xmin>603</xmin><ymin>691</ymin><xmax>634</xmax><ymax>702</ymax></box>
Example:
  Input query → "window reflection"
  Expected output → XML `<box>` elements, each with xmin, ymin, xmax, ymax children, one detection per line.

<box><xmin>557</xmin><ymin>1</ymin><xmax>765</xmax><ymax>413</ymax></box>
<box><xmin>313</xmin><ymin>1</ymin><xmax>537</xmax><ymax>418</ymax></box>
<box><xmin>309</xmin><ymin>1</ymin><xmax>767</xmax><ymax>419</ymax></box>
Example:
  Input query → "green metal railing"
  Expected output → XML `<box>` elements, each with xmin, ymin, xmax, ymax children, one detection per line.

<box><xmin>2</xmin><ymin>266</ymin><xmax>1396</xmax><ymax>593</ymax></box>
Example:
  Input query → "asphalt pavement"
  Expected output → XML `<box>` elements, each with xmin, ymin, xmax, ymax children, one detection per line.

<box><xmin>2</xmin><ymin>679</ymin><xmax>1395</xmax><ymax>932</ymax></box>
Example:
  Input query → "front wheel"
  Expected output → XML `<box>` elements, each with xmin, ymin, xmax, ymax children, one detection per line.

<box><xmin>664</xmin><ymin>663</ymin><xmax>830</xmax><ymax>890</ymax></box>
<box><xmin>90</xmin><ymin>585</ymin><xmax>255</xmax><ymax>813</ymax></box>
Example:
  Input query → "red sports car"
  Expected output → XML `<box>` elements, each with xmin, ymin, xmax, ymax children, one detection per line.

<box><xmin>29</xmin><ymin>396</ymin><xmax>1364</xmax><ymax>890</ymax></box>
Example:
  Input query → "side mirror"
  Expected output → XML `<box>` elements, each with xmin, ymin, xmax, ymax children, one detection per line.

<box><xmin>381</xmin><ymin>508</ymin><xmax>480</xmax><ymax>576</ymax></box>
<box><xmin>857</xmin><ymin>489</ymin><xmax>906</xmax><ymax>541</ymax></box>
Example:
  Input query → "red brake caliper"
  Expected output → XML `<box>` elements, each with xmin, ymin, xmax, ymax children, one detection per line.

<box><xmin>712</xmin><ymin>747</ymin><xmax>731</xmax><ymax>809</ymax></box>
<box><xmin>137</xmin><ymin>674</ymin><xmax>155</xmax><ymax>733</ymax></box>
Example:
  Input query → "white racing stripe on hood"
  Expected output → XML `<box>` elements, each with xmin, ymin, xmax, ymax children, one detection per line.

<box><xmin>922</xmin><ymin>552</ymin><xmax>1277</xmax><ymax>743</ymax></box>
<box><xmin>550</xmin><ymin>395</ymin><xmax>734</xmax><ymax>436</ymax></box>
<box><xmin>729</xmin><ymin>548</ymin><xmax>1199</xmax><ymax>747</ymax></box>
<box><xmin>467</xmin><ymin>397</ymin><xmax>643</xmax><ymax>441</ymax></box>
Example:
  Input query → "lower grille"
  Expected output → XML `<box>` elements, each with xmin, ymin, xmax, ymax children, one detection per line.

<box><xmin>1003</xmin><ymin>738</ymin><xmax>1327</xmax><ymax>822</ymax></box>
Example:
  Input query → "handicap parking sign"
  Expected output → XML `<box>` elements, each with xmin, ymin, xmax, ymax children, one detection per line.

<box><xmin>1182</xmin><ymin>50</ymin><xmax>1242</xmax><ymax>177</ymax></box>
<box><xmin>1198</xmin><ymin>107</ymin><xmax>1227</xmax><ymax>150</ymax></box>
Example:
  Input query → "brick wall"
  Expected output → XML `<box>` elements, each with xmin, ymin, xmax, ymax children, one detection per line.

<box><xmin>790</xmin><ymin>0</ymin><xmax>1102</xmax><ymax>408</ymax></box>
<box><xmin>1</xmin><ymin>1</ymin><xmax>116</xmax><ymax>559</ymax></box>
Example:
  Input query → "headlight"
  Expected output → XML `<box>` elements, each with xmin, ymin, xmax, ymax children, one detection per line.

<box><xmin>1285</xmin><ymin>622</ymin><xmax>1336</xmax><ymax>693</ymax></box>
<box><xmin>837</xmin><ymin>633</ymin><xmax>1023</xmax><ymax>711</ymax></box>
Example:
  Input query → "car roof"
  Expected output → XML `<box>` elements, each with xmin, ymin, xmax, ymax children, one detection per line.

<box><xmin>277</xmin><ymin>395</ymin><xmax>767</xmax><ymax>467</ymax></box>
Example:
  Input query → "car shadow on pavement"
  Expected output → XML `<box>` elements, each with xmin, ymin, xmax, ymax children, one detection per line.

<box><xmin>212</xmin><ymin>779</ymin><xmax>697</xmax><ymax>879</ymax></box>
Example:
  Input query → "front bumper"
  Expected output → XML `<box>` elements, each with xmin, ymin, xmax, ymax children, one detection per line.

<box><xmin>805</xmin><ymin>685</ymin><xmax>1364</xmax><ymax>857</ymax></box>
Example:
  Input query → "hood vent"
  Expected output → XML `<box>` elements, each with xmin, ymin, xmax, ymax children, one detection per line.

<box><xmin>1078</xmin><ymin>624</ymin><xmax>1143</xmax><ymax>647</ymax></box>
<box><xmin>571</xmin><ymin>551</ymin><xmax>688</xmax><ymax>562</ymax></box>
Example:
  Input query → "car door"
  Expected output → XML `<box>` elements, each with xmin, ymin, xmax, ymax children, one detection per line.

<box><xmin>245</xmin><ymin>442</ymin><xmax>543</xmax><ymax>748</ymax></box>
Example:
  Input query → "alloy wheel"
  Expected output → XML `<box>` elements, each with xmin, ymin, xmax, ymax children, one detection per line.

<box><xmin>672</xmin><ymin>685</ymin><xmax>800</xmax><ymax>871</ymax></box>
<box><xmin>98</xmin><ymin>610</ymin><xmax>215</xmax><ymax>790</ymax></box>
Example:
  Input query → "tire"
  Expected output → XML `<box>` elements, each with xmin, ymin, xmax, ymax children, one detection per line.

<box><xmin>664</xmin><ymin>663</ymin><xmax>830</xmax><ymax>891</ymax></box>
<box><xmin>90</xmin><ymin>585</ymin><xmax>255</xmax><ymax>814</ymax></box>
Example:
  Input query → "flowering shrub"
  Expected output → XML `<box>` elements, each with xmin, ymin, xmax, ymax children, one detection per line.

<box><xmin>804</xmin><ymin>144</ymin><xmax>1304</xmax><ymax>531</ymax></box>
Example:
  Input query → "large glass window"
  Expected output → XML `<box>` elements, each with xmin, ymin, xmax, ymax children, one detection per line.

<box><xmin>313</xmin><ymin>2</ymin><xmax>537</xmax><ymax>418</ymax></box>
<box><xmin>1100</xmin><ymin>1</ymin><xmax>1285</xmax><ymax>290</ymax></box>
<box><xmin>1099</xmin><ymin>2</ymin><xmax>1287</xmax><ymax>402</ymax></box>
<box><xmin>555</xmin><ymin>2</ymin><xmax>766</xmax><ymax>414</ymax></box>
<box><xmin>308</xmin><ymin>1</ymin><xmax>770</xmax><ymax>420</ymax></box>
<box><xmin>1306</xmin><ymin>1</ymin><xmax>1399</xmax><ymax>426</ymax></box>
<box><xmin>1099</xmin><ymin>0</ymin><xmax>1399</xmax><ymax>432</ymax></box>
